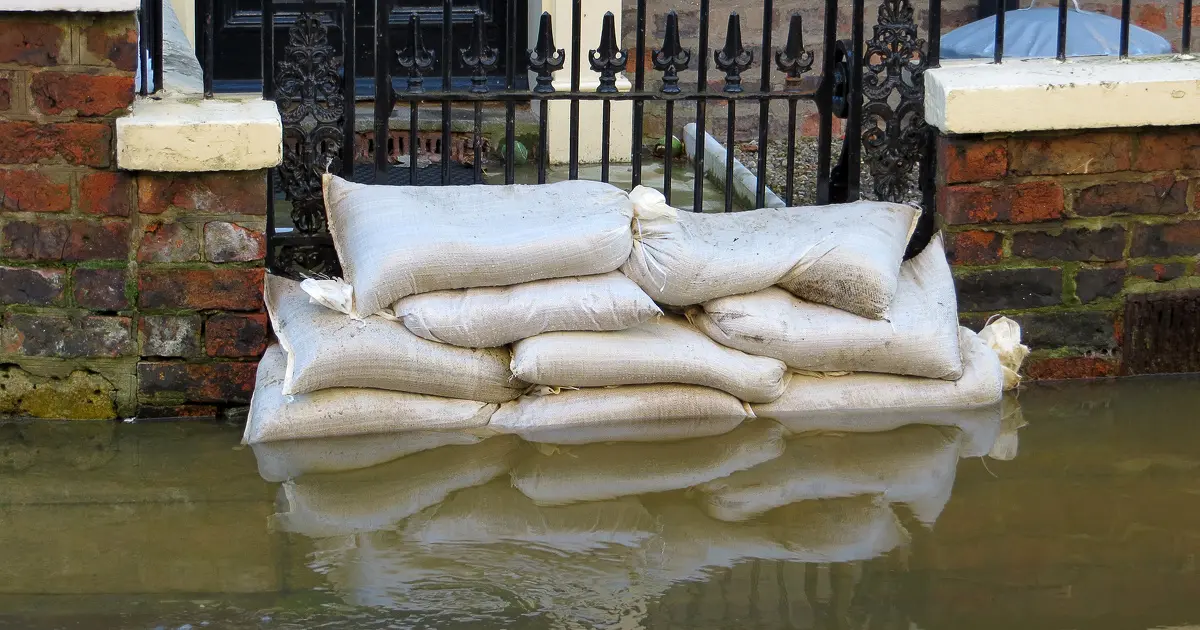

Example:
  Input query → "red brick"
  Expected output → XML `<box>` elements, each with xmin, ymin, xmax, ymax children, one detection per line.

<box><xmin>64</xmin><ymin>220</ymin><xmax>130</xmax><ymax>261</ymax></box>
<box><xmin>2</xmin><ymin>219</ymin><xmax>68</xmax><ymax>260</ymax></box>
<box><xmin>136</xmin><ymin>361</ymin><xmax>258</xmax><ymax>404</ymax></box>
<box><xmin>203</xmin><ymin>221</ymin><xmax>265</xmax><ymax>262</ymax></box>
<box><xmin>1130</xmin><ymin>220</ymin><xmax>1200</xmax><ymax>257</ymax></box>
<box><xmin>1175</xmin><ymin>2</ymin><xmax>1200</xmax><ymax>26</ymax></box>
<box><xmin>1133</xmin><ymin>129</ymin><xmax>1200</xmax><ymax>171</ymax></box>
<box><xmin>1131</xmin><ymin>262</ymin><xmax>1187</xmax><ymax>281</ymax></box>
<box><xmin>1134</xmin><ymin>4</ymin><xmax>1168</xmax><ymax>30</ymax></box>
<box><xmin>1</xmin><ymin>312</ymin><xmax>134</xmax><ymax>358</ymax></box>
<box><xmin>139</xmin><ymin>314</ymin><xmax>201</xmax><ymax>357</ymax></box>
<box><xmin>1009</xmin><ymin>132</ymin><xmax>1133</xmax><ymax>176</ymax></box>
<box><xmin>939</xmin><ymin>137</ymin><xmax>1008</xmax><ymax>184</ymax></box>
<box><xmin>800</xmin><ymin>111</ymin><xmax>843</xmax><ymax>138</ymax></box>
<box><xmin>72</xmin><ymin>267</ymin><xmax>129</xmax><ymax>310</ymax></box>
<box><xmin>1026</xmin><ymin>356</ymin><xmax>1119</xmax><ymax>380</ymax></box>
<box><xmin>205</xmin><ymin>313</ymin><xmax>268</xmax><ymax>358</ymax></box>
<box><xmin>0</xmin><ymin>169</ymin><xmax>71</xmax><ymax>213</ymax></box>
<box><xmin>1012</xmin><ymin>226</ymin><xmax>1127</xmax><ymax>262</ymax></box>
<box><xmin>947</xmin><ymin>230</ymin><xmax>1003</xmax><ymax>265</ymax></box>
<box><xmin>0</xmin><ymin>76</ymin><xmax>10</xmax><ymax>111</ymax></box>
<box><xmin>80</xmin><ymin>17</ymin><xmax>138</xmax><ymax>72</ymax></box>
<box><xmin>1074</xmin><ymin>175</ymin><xmax>1189</xmax><ymax>217</ymax></box>
<box><xmin>138</xmin><ymin>172</ymin><xmax>267</xmax><ymax>215</ymax></box>
<box><xmin>137</xmin><ymin>221</ymin><xmax>200</xmax><ymax>263</ymax></box>
<box><xmin>79</xmin><ymin>171</ymin><xmax>134</xmax><ymax>217</ymax></box>
<box><xmin>30</xmin><ymin>71</ymin><xmax>134</xmax><ymax>117</ymax></box>
<box><xmin>138</xmin><ymin>268</ymin><xmax>265</xmax><ymax>311</ymax></box>
<box><xmin>939</xmin><ymin>181</ymin><xmax>1064</xmax><ymax>225</ymax></box>
<box><xmin>0</xmin><ymin>266</ymin><xmax>66</xmax><ymax>306</ymax></box>
<box><xmin>0</xmin><ymin>19</ymin><xmax>67</xmax><ymax>66</ymax></box>
<box><xmin>0</xmin><ymin>122</ymin><xmax>112</xmax><ymax>167</ymax></box>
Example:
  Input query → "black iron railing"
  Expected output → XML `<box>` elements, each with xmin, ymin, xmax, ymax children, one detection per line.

<box><xmin>137</xmin><ymin>0</ymin><xmax>164</xmax><ymax>95</ymax></box>
<box><xmin>984</xmin><ymin>0</ymin><xmax>1193</xmax><ymax>61</ymax></box>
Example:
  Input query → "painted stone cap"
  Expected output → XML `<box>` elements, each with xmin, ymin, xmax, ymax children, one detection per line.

<box><xmin>926</xmin><ymin>54</ymin><xmax>1200</xmax><ymax>135</ymax></box>
<box><xmin>4</xmin><ymin>0</ymin><xmax>139</xmax><ymax>10</ymax></box>
<box><xmin>116</xmin><ymin>95</ymin><xmax>283</xmax><ymax>172</ymax></box>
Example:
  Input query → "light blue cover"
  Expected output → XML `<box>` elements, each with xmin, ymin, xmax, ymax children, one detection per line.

<box><xmin>941</xmin><ymin>7</ymin><xmax>1172</xmax><ymax>59</ymax></box>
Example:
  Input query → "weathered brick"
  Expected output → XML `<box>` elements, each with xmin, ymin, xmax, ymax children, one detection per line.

<box><xmin>1131</xmin><ymin>262</ymin><xmax>1187</xmax><ymax>282</ymax></box>
<box><xmin>203</xmin><ymin>221</ymin><xmax>265</xmax><ymax>263</ymax></box>
<box><xmin>79</xmin><ymin>171</ymin><xmax>134</xmax><ymax>217</ymax></box>
<box><xmin>1134</xmin><ymin>4</ymin><xmax>1168</xmax><ymax>29</ymax></box>
<box><xmin>80</xmin><ymin>16</ymin><xmax>138</xmax><ymax>72</ymax></box>
<box><xmin>72</xmin><ymin>267</ymin><xmax>129</xmax><ymax>310</ymax></box>
<box><xmin>137</xmin><ymin>221</ymin><xmax>200</xmax><ymax>263</ymax></box>
<box><xmin>30</xmin><ymin>71</ymin><xmax>134</xmax><ymax>117</ymax></box>
<box><xmin>64</xmin><ymin>220</ymin><xmax>130</xmax><ymax>261</ymax></box>
<box><xmin>137</xmin><ymin>404</ymin><xmax>219</xmax><ymax>419</ymax></box>
<box><xmin>1014</xmin><ymin>311</ymin><xmax>1118</xmax><ymax>350</ymax></box>
<box><xmin>1009</xmin><ymin>132</ymin><xmax>1133</xmax><ymax>176</ymax></box>
<box><xmin>138</xmin><ymin>268</ymin><xmax>265</xmax><ymax>311</ymax></box>
<box><xmin>205</xmin><ymin>313</ymin><xmax>268</xmax><ymax>358</ymax></box>
<box><xmin>1075</xmin><ymin>267</ymin><xmax>1126</xmax><ymax>304</ymax></box>
<box><xmin>0</xmin><ymin>19</ymin><xmax>67</xmax><ymax>66</ymax></box>
<box><xmin>946</xmin><ymin>230</ymin><xmax>1003</xmax><ymax>265</ymax></box>
<box><xmin>1133</xmin><ymin>129</ymin><xmax>1200</xmax><ymax>172</ymax></box>
<box><xmin>1012</xmin><ymin>226</ymin><xmax>1126</xmax><ymax>262</ymax></box>
<box><xmin>0</xmin><ymin>76</ymin><xmax>10</xmax><ymax>111</ymax></box>
<box><xmin>1130</xmin><ymin>221</ymin><xmax>1200</xmax><ymax>257</ymax></box>
<box><xmin>0</xmin><ymin>266</ymin><xmax>65</xmax><ymax>305</ymax></box>
<box><xmin>0</xmin><ymin>169</ymin><xmax>71</xmax><ymax>213</ymax></box>
<box><xmin>1</xmin><ymin>313</ymin><xmax>134</xmax><ymax>358</ymax></box>
<box><xmin>139</xmin><ymin>314</ymin><xmax>201</xmax><ymax>358</ymax></box>
<box><xmin>138</xmin><ymin>172</ymin><xmax>267</xmax><ymax>215</ymax></box>
<box><xmin>137</xmin><ymin>361</ymin><xmax>257</xmax><ymax>404</ymax></box>
<box><xmin>1074</xmin><ymin>176</ymin><xmax>1189</xmax><ymax>217</ymax></box>
<box><xmin>1026</xmin><ymin>356</ymin><xmax>1119</xmax><ymax>380</ymax></box>
<box><xmin>939</xmin><ymin>181</ymin><xmax>1064</xmax><ymax>225</ymax></box>
<box><xmin>955</xmin><ymin>267</ymin><xmax>1063</xmax><ymax>311</ymax></box>
<box><xmin>2</xmin><ymin>219</ymin><xmax>68</xmax><ymax>260</ymax></box>
<box><xmin>0</xmin><ymin>122</ymin><xmax>112</xmax><ymax>167</ymax></box>
<box><xmin>939</xmin><ymin>137</ymin><xmax>1008</xmax><ymax>184</ymax></box>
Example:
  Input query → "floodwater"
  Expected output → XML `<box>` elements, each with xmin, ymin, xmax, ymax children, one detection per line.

<box><xmin>2</xmin><ymin>376</ymin><xmax>1199</xmax><ymax>630</ymax></box>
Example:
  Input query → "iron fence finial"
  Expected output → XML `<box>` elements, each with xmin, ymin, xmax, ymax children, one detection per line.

<box><xmin>652</xmin><ymin>10</ymin><xmax>691</xmax><ymax>94</ymax></box>
<box><xmin>529</xmin><ymin>11</ymin><xmax>565</xmax><ymax>94</ymax></box>
<box><xmin>715</xmin><ymin>13</ymin><xmax>753</xmax><ymax>93</ymax></box>
<box><xmin>590</xmin><ymin>11</ymin><xmax>628</xmax><ymax>94</ymax></box>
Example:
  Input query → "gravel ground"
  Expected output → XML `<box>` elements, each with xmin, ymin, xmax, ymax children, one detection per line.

<box><xmin>733</xmin><ymin>138</ymin><xmax>922</xmax><ymax>207</ymax></box>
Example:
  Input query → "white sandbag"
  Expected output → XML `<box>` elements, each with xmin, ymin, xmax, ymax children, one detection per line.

<box><xmin>622</xmin><ymin>186</ymin><xmax>918</xmax><ymax>318</ymax></box>
<box><xmin>698</xmin><ymin>425</ymin><xmax>962</xmax><ymax>524</ymax></box>
<box><xmin>978</xmin><ymin>315</ymin><xmax>1030</xmax><ymax>390</ymax></box>
<box><xmin>689</xmin><ymin>233</ymin><xmax>962</xmax><ymax>379</ymax></box>
<box><xmin>267</xmin><ymin>274</ymin><xmax>524</xmax><ymax>401</ymax></box>
<box><xmin>390</xmin><ymin>272</ymin><xmax>661</xmax><ymax>348</ymax></box>
<box><xmin>489</xmin><ymin>384</ymin><xmax>754</xmax><ymax>436</ymax></box>
<box><xmin>510</xmin><ymin>415</ymin><xmax>747</xmax><ymax>446</ymax></box>
<box><xmin>243</xmin><ymin>345</ymin><xmax>498</xmax><ymax>444</ymax></box>
<box><xmin>753</xmin><ymin>326</ymin><xmax>1004</xmax><ymax>419</ymax></box>
<box><xmin>510</xmin><ymin>316</ymin><xmax>789</xmax><ymax>403</ymax></box>
<box><xmin>272</xmin><ymin>436</ymin><xmax>520</xmax><ymax>537</ymax></box>
<box><xmin>323</xmin><ymin>174</ymin><xmax>635</xmax><ymax>317</ymax></box>
<box><xmin>250</xmin><ymin>428</ymin><xmax>489</xmax><ymax>482</ymax></box>
<box><xmin>511</xmin><ymin>421</ymin><xmax>787</xmax><ymax>506</ymax></box>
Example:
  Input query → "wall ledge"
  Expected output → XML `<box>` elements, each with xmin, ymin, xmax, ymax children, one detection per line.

<box><xmin>116</xmin><ymin>95</ymin><xmax>282</xmax><ymax>172</ymax></box>
<box><xmin>3</xmin><ymin>0</ymin><xmax>138</xmax><ymax>10</ymax></box>
<box><xmin>926</xmin><ymin>55</ymin><xmax>1200</xmax><ymax>135</ymax></box>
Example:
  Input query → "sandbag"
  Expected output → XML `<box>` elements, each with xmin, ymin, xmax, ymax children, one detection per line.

<box><xmin>698</xmin><ymin>425</ymin><xmax>962</xmax><ymax>524</ymax></box>
<box><xmin>510</xmin><ymin>316</ymin><xmax>789</xmax><ymax>403</ymax></box>
<box><xmin>243</xmin><ymin>345</ymin><xmax>497</xmax><ymax>444</ymax></box>
<box><xmin>770</xmin><ymin>403</ymin><xmax>1006</xmax><ymax>459</ymax></box>
<box><xmin>510</xmin><ymin>421</ymin><xmax>786</xmax><ymax>506</ymax></box>
<box><xmin>621</xmin><ymin>186</ymin><xmax>918</xmax><ymax>318</ymax></box>
<box><xmin>753</xmin><ymin>326</ymin><xmax>1004</xmax><ymax>419</ymax></box>
<box><xmin>689</xmin><ymin>233</ymin><xmax>962</xmax><ymax>379</ymax></box>
<box><xmin>489</xmin><ymin>384</ymin><xmax>754</xmax><ymax>437</ymax></box>
<box><xmin>267</xmin><ymin>274</ymin><xmax>524</xmax><ymax>401</ymax></box>
<box><xmin>390</xmin><ymin>272</ymin><xmax>661</xmax><ymax>348</ymax></box>
<box><xmin>323</xmin><ymin>174</ymin><xmax>635</xmax><ymax>317</ymax></box>
<box><xmin>272</xmin><ymin>436</ymin><xmax>520</xmax><ymax>537</ymax></box>
<box><xmin>250</xmin><ymin>428</ymin><xmax>489</xmax><ymax>482</ymax></box>
<box><xmin>508</xmin><ymin>415</ymin><xmax>747</xmax><ymax>446</ymax></box>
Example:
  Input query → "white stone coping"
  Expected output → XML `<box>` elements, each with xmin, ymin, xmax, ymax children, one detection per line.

<box><xmin>925</xmin><ymin>55</ymin><xmax>1200</xmax><ymax>135</ymax></box>
<box><xmin>3</xmin><ymin>0</ymin><xmax>138</xmax><ymax>10</ymax></box>
<box><xmin>116</xmin><ymin>96</ymin><xmax>283</xmax><ymax>172</ymax></box>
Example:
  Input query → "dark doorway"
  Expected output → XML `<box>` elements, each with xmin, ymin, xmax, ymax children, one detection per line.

<box><xmin>201</xmin><ymin>0</ymin><xmax>528</xmax><ymax>93</ymax></box>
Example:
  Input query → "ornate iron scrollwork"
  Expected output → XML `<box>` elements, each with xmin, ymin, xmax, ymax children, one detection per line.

<box><xmin>528</xmin><ymin>11</ymin><xmax>565</xmax><ymax>94</ymax></box>
<box><xmin>462</xmin><ymin>11</ymin><xmax>498</xmax><ymax>94</ymax></box>
<box><xmin>397</xmin><ymin>14</ymin><xmax>435</xmax><ymax>93</ymax></box>
<box><xmin>276</xmin><ymin>242</ymin><xmax>340</xmax><ymax>279</ymax></box>
<box><xmin>653</xmin><ymin>10</ymin><xmax>691</xmax><ymax>94</ymax></box>
<box><xmin>715</xmin><ymin>13</ymin><xmax>753</xmax><ymax>93</ymax></box>
<box><xmin>589</xmin><ymin>11</ymin><xmax>627</xmax><ymax>94</ymax></box>
<box><xmin>775</xmin><ymin>13</ymin><xmax>814</xmax><ymax>88</ymax></box>
<box><xmin>862</xmin><ymin>0</ymin><xmax>927</xmax><ymax>203</ymax></box>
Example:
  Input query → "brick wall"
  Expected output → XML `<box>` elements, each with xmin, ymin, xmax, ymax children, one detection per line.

<box><xmin>0</xmin><ymin>12</ymin><xmax>266</xmax><ymax>420</ymax></box>
<box><xmin>937</xmin><ymin>128</ymin><xmax>1200</xmax><ymax>380</ymax></box>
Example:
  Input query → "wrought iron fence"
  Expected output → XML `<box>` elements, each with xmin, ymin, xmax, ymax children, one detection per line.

<box><xmin>138</xmin><ymin>0</ymin><xmax>164</xmax><ymax>95</ymax></box>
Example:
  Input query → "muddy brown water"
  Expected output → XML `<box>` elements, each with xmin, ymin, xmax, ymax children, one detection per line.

<box><xmin>2</xmin><ymin>375</ymin><xmax>1199</xmax><ymax>630</ymax></box>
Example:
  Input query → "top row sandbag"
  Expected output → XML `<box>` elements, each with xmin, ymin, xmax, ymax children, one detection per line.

<box><xmin>622</xmin><ymin>187</ymin><xmax>920</xmax><ymax>319</ymax></box>
<box><xmin>324</xmin><ymin>175</ymin><xmax>635</xmax><ymax>318</ymax></box>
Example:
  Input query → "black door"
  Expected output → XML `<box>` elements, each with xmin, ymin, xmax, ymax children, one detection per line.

<box><xmin>202</xmin><ymin>0</ymin><xmax>527</xmax><ymax>93</ymax></box>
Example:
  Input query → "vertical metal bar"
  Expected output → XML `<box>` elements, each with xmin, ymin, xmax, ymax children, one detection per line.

<box><xmin>815</xmin><ymin>0</ymin><xmax>837</xmax><ymax>205</ymax></box>
<box><xmin>266</xmin><ymin>172</ymin><xmax>275</xmax><ymax>273</ymax></box>
<box><xmin>724</xmin><ymin>100</ymin><xmax>735</xmax><ymax>212</ymax></box>
<box><xmin>929</xmin><ymin>0</ymin><xmax>942</xmax><ymax>67</ymax></box>
<box><xmin>410</xmin><ymin>103</ymin><xmax>419</xmax><ymax>184</ymax></box>
<box><xmin>632</xmin><ymin>0</ymin><xmax>647</xmax><ymax>187</ymax></box>
<box><xmin>846</xmin><ymin>0</ymin><xmax>864</xmax><ymax>200</ymax></box>
<box><xmin>474</xmin><ymin>102</ymin><xmax>484</xmax><ymax>183</ymax></box>
<box><xmin>203</xmin><ymin>0</ymin><xmax>214</xmax><ymax>96</ymax></box>
<box><xmin>441</xmin><ymin>0</ymin><xmax>453</xmax><ymax>185</ymax></box>
<box><xmin>569</xmin><ymin>0</ymin><xmax>582</xmax><ymax>180</ymax></box>
<box><xmin>664</xmin><ymin>102</ymin><xmax>675</xmax><ymax>205</ymax></box>
<box><xmin>262</xmin><ymin>0</ymin><xmax>275</xmax><ymax>98</ymax></box>
<box><xmin>601</xmin><ymin>101</ymin><xmax>612</xmax><ymax>182</ymax></box>
<box><xmin>505</xmin><ymin>0</ymin><xmax>518</xmax><ymax>185</ymax></box>
<box><xmin>1119</xmin><ymin>0</ymin><xmax>1131</xmax><ymax>58</ymax></box>
<box><xmin>538</xmin><ymin>99</ymin><xmax>549</xmax><ymax>184</ymax></box>
<box><xmin>139</xmin><ymin>0</ymin><xmax>149</xmax><ymax>96</ymax></box>
<box><xmin>693</xmin><ymin>0</ymin><xmax>710</xmax><ymax>213</ymax></box>
<box><xmin>341</xmin><ymin>0</ymin><xmax>355</xmax><ymax>178</ymax></box>
<box><xmin>788</xmin><ymin>99</ymin><xmax>798</xmax><ymax>205</ymax></box>
<box><xmin>1185</xmin><ymin>0</ymin><xmax>1193</xmax><ymax>53</ymax></box>
<box><xmin>1057</xmin><ymin>0</ymin><xmax>1069</xmax><ymax>60</ymax></box>
<box><xmin>375</xmin><ymin>0</ymin><xmax>392</xmax><ymax>183</ymax></box>
<box><xmin>994</xmin><ymin>0</ymin><xmax>1006</xmax><ymax>63</ymax></box>
<box><xmin>755</xmin><ymin>0</ymin><xmax>773</xmax><ymax>209</ymax></box>
<box><xmin>152</xmin><ymin>0</ymin><xmax>163</xmax><ymax>93</ymax></box>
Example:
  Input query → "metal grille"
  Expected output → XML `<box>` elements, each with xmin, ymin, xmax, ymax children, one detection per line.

<box><xmin>1122</xmin><ymin>290</ymin><xmax>1200</xmax><ymax>375</ymax></box>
